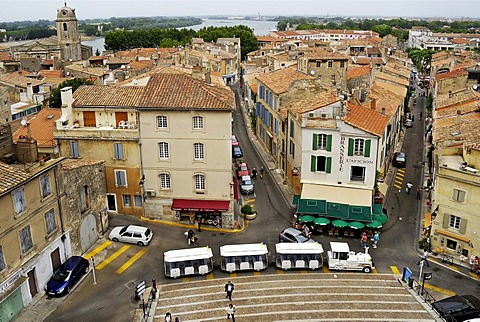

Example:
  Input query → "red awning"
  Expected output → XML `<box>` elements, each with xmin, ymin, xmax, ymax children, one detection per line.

<box><xmin>172</xmin><ymin>199</ymin><xmax>230</xmax><ymax>212</ymax></box>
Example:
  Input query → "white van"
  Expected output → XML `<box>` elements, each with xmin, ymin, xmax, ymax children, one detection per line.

<box><xmin>164</xmin><ymin>247</ymin><xmax>214</xmax><ymax>278</ymax></box>
<box><xmin>220</xmin><ymin>243</ymin><xmax>268</xmax><ymax>272</ymax></box>
<box><xmin>275</xmin><ymin>242</ymin><xmax>324</xmax><ymax>270</ymax></box>
<box><xmin>327</xmin><ymin>242</ymin><xmax>374</xmax><ymax>273</ymax></box>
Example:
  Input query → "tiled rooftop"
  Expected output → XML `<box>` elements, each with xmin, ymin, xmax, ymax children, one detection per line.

<box><xmin>434</xmin><ymin>99</ymin><xmax>480</xmax><ymax>118</ymax></box>
<box><xmin>73</xmin><ymin>85</ymin><xmax>144</xmax><ymax>107</ymax></box>
<box><xmin>0</xmin><ymin>72</ymin><xmax>45</xmax><ymax>88</ymax></box>
<box><xmin>435</xmin><ymin>69</ymin><xmax>468</xmax><ymax>81</ymax></box>
<box><xmin>343</xmin><ymin>103</ymin><xmax>390</xmax><ymax>136</ymax></box>
<box><xmin>0</xmin><ymin>161</ymin><xmax>32</xmax><ymax>194</ymax></box>
<box><xmin>256</xmin><ymin>66</ymin><xmax>312</xmax><ymax>95</ymax></box>
<box><xmin>374</xmin><ymin>71</ymin><xmax>409</xmax><ymax>87</ymax></box>
<box><xmin>435</xmin><ymin>88</ymin><xmax>480</xmax><ymax>109</ymax></box>
<box><xmin>303</xmin><ymin>50</ymin><xmax>349</xmax><ymax>61</ymax></box>
<box><xmin>346</xmin><ymin>65</ymin><xmax>371</xmax><ymax>79</ymax></box>
<box><xmin>61</xmin><ymin>158</ymin><xmax>105</xmax><ymax>170</ymax></box>
<box><xmin>13</xmin><ymin>108</ymin><xmax>61</xmax><ymax>147</ymax></box>
<box><xmin>287</xmin><ymin>91</ymin><xmax>339</xmax><ymax>117</ymax></box>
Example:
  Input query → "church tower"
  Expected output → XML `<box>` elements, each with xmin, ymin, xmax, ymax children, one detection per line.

<box><xmin>55</xmin><ymin>3</ymin><xmax>82</xmax><ymax>61</ymax></box>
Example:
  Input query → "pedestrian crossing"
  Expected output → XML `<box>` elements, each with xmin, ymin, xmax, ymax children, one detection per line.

<box><xmin>394</xmin><ymin>168</ymin><xmax>405</xmax><ymax>190</ymax></box>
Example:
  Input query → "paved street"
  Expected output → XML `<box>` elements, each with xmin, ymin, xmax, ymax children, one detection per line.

<box><xmin>13</xmin><ymin>83</ymin><xmax>480</xmax><ymax>322</ymax></box>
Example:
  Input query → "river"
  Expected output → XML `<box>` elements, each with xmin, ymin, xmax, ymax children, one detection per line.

<box><xmin>82</xmin><ymin>18</ymin><xmax>278</xmax><ymax>54</ymax></box>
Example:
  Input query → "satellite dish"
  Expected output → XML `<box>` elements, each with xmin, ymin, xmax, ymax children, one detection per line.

<box><xmin>310</xmin><ymin>70</ymin><xmax>315</xmax><ymax>75</ymax></box>
<box><xmin>21</xmin><ymin>119</ymin><xmax>28</xmax><ymax>126</ymax></box>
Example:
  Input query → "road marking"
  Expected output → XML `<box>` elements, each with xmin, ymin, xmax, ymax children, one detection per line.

<box><xmin>424</xmin><ymin>283</ymin><xmax>456</xmax><ymax>296</ymax></box>
<box><xmin>253</xmin><ymin>271</ymin><xmax>261</xmax><ymax>276</ymax></box>
<box><xmin>206</xmin><ymin>273</ymin><xmax>214</xmax><ymax>280</ymax></box>
<box><xmin>276</xmin><ymin>269</ymin><xmax>285</xmax><ymax>274</ymax></box>
<box><xmin>372</xmin><ymin>268</ymin><xmax>378</xmax><ymax>274</ymax></box>
<box><xmin>322</xmin><ymin>266</ymin><xmax>330</xmax><ymax>273</ymax></box>
<box><xmin>468</xmin><ymin>272</ymin><xmax>480</xmax><ymax>280</ymax></box>
<box><xmin>182</xmin><ymin>277</ymin><xmax>190</xmax><ymax>282</ymax></box>
<box><xmin>390</xmin><ymin>266</ymin><xmax>400</xmax><ymax>275</ymax></box>
<box><xmin>115</xmin><ymin>248</ymin><xmax>148</xmax><ymax>274</ymax></box>
<box><xmin>84</xmin><ymin>241</ymin><xmax>112</xmax><ymax>259</ymax></box>
<box><xmin>230</xmin><ymin>272</ymin><xmax>238</xmax><ymax>277</ymax></box>
<box><xmin>447</xmin><ymin>264</ymin><xmax>459</xmax><ymax>272</ymax></box>
<box><xmin>95</xmin><ymin>245</ymin><xmax>130</xmax><ymax>270</ymax></box>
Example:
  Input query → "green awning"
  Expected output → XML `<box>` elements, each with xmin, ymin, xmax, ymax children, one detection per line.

<box><xmin>326</xmin><ymin>202</ymin><xmax>349</xmax><ymax>219</ymax></box>
<box><xmin>298</xmin><ymin>215</ymin><xmax>315</xmax><ymax>223</ymax></box>
<box><xmin>348</xmin><ymin>221</ymin><xmax>365</xmax><ymax>229</ymax></box>
<box><xmin>374</xmin><ymin>213</ymin><xmax>388</xmax><ymax>224</ymax></box>
<box><xmin>373</xmin><ymin>204</ymin><xmax>384</xmax><ymax>215</ymax></box>
<box><xmin>313</xmin><ymin>217</ymin><xmax>330</xmax><ymax>226</ymax></box>
<box><xmin>297</xmin><ymin>199</ymin><xmax>326</xmax><ymax>215</ymax></box>
<box><xmin>292</xmin><ymin>195</ymin><xmax>300</xmax><ymax>205</ymax></box>
<box><xmin>366</xmin><ymin>220</ymin><xmax>383</xmax><ymax>229</ymax></box>
<box><xmin>348</xmin><ymin>205</ymin><xmax>372</xmax><ymax>222</ymax></box>
<box><xmin>332</xmin><ymin>219</ymin><xmax>348</xmax><ymax>228</ymax></box>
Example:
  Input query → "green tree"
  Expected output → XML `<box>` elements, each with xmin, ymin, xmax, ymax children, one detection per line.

<box><xmin>372</xmin><ymin>24</ymin><xmax>392</xmax><ymax>37</ymax></box>
<box><xmin>407</xmin><ymin>48</ymin><xmax>434</xmax><ymax>75</ymax></box>
<box><xmin>48</xmin><ymin>79</ymin><xmax>94</xmax><ymax>108</ymax></box>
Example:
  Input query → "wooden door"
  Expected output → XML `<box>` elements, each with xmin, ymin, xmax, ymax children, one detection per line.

<box><xmin>83</xmin><ymin>111</ymin><xmax>96</xmax><ymax>127</ymax></box>
<box><xmin>27</xmin><ymin>268</ymin><xmax>38</xmax><ymax>297</ymax></box>
<box><xmin>115</xmin><ymin>112</ymin><xmax>128</xmax><ymax>127</ymax></box>
<box><xmin>50</xmin><ymin>248</ymin><xmax>61</xmax><ymax>272</ymax></box>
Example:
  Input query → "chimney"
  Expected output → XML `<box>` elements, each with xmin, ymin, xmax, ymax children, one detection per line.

<box><xmin>381</xmin><ymin>107</ymin><xmax>386</xmax><ymax>115</ymax></box>
<box><xmin>371</xmin><ymin>98</ymin><xmax>377</xmax><ymax>110</ymax></box>
<box><xmin>60</xmin><ymin>86</ymin><xmax>74</xmax><ymax>126</ymax></box>
<box><xmin>26</xmin><ymin>82</ymin><xmax>33</xmax><ymax>102</ymax></box>
<box><xmin>205</xmin><ymin>70</ymin><xmax>211</xmax><ymax>84</ymax></box>
<box><xmin>456</xmin><ymin>110</ymin><xmax>461</xmax><ymax>124</ymax></box>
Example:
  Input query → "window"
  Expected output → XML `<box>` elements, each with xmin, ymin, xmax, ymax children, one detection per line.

<box><xmin>0</xmin><ymin>246</ymin><xmax>5</xmax><ymax>272</ymax></box>
<box><xmin>313</xmin><ymin>133</ymin><xmax>331</xmax><ymax>151</ymax></box>
<box><xmin>79</xmin><ymin>185</ymin><xmax>89</xmax><ymax>212</ymax></box>
<box><xmin>70</xmin><ymin>141</ymin><xmax>79</xmax><ymax>158</ymax></box>
<box><xmin>354</xmin><ymin>138</ymin><xmax>364</xmax><ymax>155</ymax></box>
<box><xmin>193</xmin><ymin>116</ymin><xmax>204</xmax><ymax>129</ymax></box>
<box><xmin>83</xmin><ymin>111</ymin><xmax>96</xmax><ymax>127</ymax></box>
<box><xmin>45</xmin><ymin>209</ymin><xmax>56</xmax><ymax>235</ymax></box>
<box><xmin>160</xmin><ymin>173</ymin><xmax>171</xmax><ymax>189</ymax></box>
<box><xmin>13</xmin><ymin>188</ymin><xmax>26</xmax><ymax>214</ymax></box>
<box><xmin>19</xmin><ymin>226</ymin><xmax>33</xmax><ymax>254</ymax></box>
<box><xmin>348</xmin><ymin>138</ymin><xmax>371</xmax><ymax>157</ymax></box>
<box><xmin>156</xmin><ymin>115</ymin><xmax>168</xmax><ymax>129</ymax></box>
<box><xmin>289</xmin><ymin>141</ymin><xmax>295</xmax><ymax>159</ymax></box>
<box><xmin>158</xmin><ymin>142</ymin><xmax>169</xmax><ymax>159</ymax></box>
<box><xmin>123</xmin><ymin>195</ymin><xmax>131</xmax><ymax>207</ymax></box>
<box><xmin>134</xmin><ymin>195</ymin><xmax>143</xmax><ymax>207</ymax></box>
<box><xmin>449</xmin><ymin>215</ymin><xmax>461</xmax><ymax>230</ymax></box>
<box><xmin>114</xmin><ymin>143</ymin><xmax>124</xmax><ymax>159</ymax></box>
<box><xmin>452</xmin><ymin>189</ymin><xmax>466</xmax><ymax>202</ymax></box>
<box><xmin>63</xmin><ymin>23</ymin><xmax>67</xmax><ymax>31</ymax></box>
<box><xmin>328</xmin><ymin>60</ymin><xmax>333</xmax><ymax>68</ymax></box>
<box><xmin>40</xmin><ymin>174</ymin><xmax>51</xmax><ymax>198</ymax></box>
<box><xmin>115</xmin><ymin>170</ymin><xmax>127</xmax><ymax>187</ymax></box>
<box><xmin>289</xmin><ymin>120</ymin><xmax>294</xmax><ymax>137</ymax></box>
<box><xmin>331</xmin><ymin>75</ymin><xmax>336</xmax><ymax>83</ymax></box>
<box><xmin>340</xmin><ymin>61</ymin><xmax>345</xmax><ymax>68</ymax></box>
<box><xmin>316</xmin><ymin>60</ymin><xmax>321</xmax><ymax>67</ymax></box>
<box><xmin>194</xmin><ymin>174</ymin><xmax>205</xmax><ymax>191</ymax></box>
<box><xmin>350</xmin><ymin>166</ymin><xmax>366</xmax><ymax>182</ymax></box>
<box><xmin>310</xmin><ymin>155</ymin><xmax>332</xmax><ymax>173</ymax></box>
<box><xmin>193</xmin><ymin>143</ymin><xmax>204</xmax><ymax>160</ymax></box>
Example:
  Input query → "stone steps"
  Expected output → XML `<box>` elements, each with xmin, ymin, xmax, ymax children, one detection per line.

<box><xmin>154</xmin><ymin>273</ymin><xmax>437</xmax><ymax>321</ymax></box>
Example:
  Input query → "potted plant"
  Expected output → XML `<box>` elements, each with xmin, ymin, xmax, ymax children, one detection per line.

<box><xmin>241</xmin><ymin>204</ymin><xmax>257</xmax><ymax>220</ymax></box>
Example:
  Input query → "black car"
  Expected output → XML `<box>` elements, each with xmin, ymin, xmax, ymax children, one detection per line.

<box><xmin>45</xmin><ymin>256</ymin><xmax>89</xmax><ymax>296</ymax></box>
<box><xmin>432</xmin><ymin>295</ymin><xmax>480</xmax><ymax>322</ymax></box>
<box><xmin>232</xmin><ymin>145</ymin><xmax>243</xmax><ymax>158</ymax></box>
<box><xmin>392</xmin><ymin>152</ymin><xmax>406</xmax><ymax>168</ymax></box>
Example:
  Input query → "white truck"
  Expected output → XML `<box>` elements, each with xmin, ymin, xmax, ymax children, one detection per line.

<box><xmin>327</xmin><ymin>242</ymin><xmax>375</xmax><ymax>273</ymax></box>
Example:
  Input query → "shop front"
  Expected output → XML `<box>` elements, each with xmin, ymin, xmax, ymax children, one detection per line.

<box><xmin>172</xmin><ymin>198</ymin><xmax>231</xmax><ymax>228</ymax></box>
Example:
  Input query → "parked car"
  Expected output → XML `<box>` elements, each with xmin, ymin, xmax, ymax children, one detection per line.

<box><xmin>109</xmin><ymin>225</ymin><xmax>153</xmax><ymax>246</ymax></box>
<box><xmin>231</xmin><ymin>134</ymin><xmax>239</xmax><ymax>146</ymax></box>
<box><xmin>279</xmin><ymin>227</ymin><xmax>315</xmax><ymax>243</ymax></box>
<box><xmin>240</xmin><ymin>175</ymin><xmax>254</xmax><ymax>194</ymax></box>
<box><xmin>232</xmin><ymin>145</ymin><xmax>243</xmax><ymax>158</ymax></box>
<box><xmin>432</xmin><ymin>295</ymin><xmax>480</xmax><ymax>322</ymax></box>
<box><xmin>392</xmin><ymin>152</ymin><xmax>406</xmax><ymax>168</ymax></box>
<box><xmin>45</xmin><ymin>256</ymin><xmax>89</xmax><ymax>296</ymax></box>
<box><xmin>236</xmin><ymin>162</ymin><xmax>249</xmax><ymax>178</ymax></box>
<box><xmin>404</xmin><ymin>119</ymin><xmax>413</xmax><ymax>128</ymax></box>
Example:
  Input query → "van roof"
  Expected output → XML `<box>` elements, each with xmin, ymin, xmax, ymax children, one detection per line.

<box><xmin>330</xmin><ymin>242</ymin><xmax>350</xmax><ymax>252</ymax></box>
<box><xmin>275</xmin><ymin>242</ymin><xmax>324</xmax><ymax>254</ymax></box>
<box><xmin>220</xmin><ymin>243</ymin><xmax>268</xmax><ymax>256</ymax></box>
<box><xmin>164</xmin><ymin>247</ymin><xmax>214</xmax><ymax>262</ymax></box>
<box><xmin>126</xmin><ymin>225</ymin><xmax>149</xmax><ymax>232</ymax></box>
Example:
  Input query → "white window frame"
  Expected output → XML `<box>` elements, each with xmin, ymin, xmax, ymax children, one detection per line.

<box><xmin>158</xmin><ymin>142</ymin><xmax>169</xmax><ymax>159</ymax></box>
<box><xmin>193</xmin><ymin>143</ymin><xmax>204</xmax><ymax>160</ymax></box>
<box><xmin>193</xmin><ymin>115</ymin><xmax>204</xmax><ymax>130</ymax></box>
<box><xmin>12</xmin><ymin>188</ymin><xmax>26</xmax><ymax>214</ymax></box>
<box><xmin>194</xmin><ymin>173</ymin><xmax>206</xmax><ymax>191</ymax></box>
<box><xmin>317</xmin><ymin>134</ymin><xmax>328</xmax><ymax>150</ymax></box>
<box><xmin>354</xmin><ymin>138</ymin><xmax>365</xmax><ymax>156</ymax></box>
<box><xmin>122</xmin><ymin>195</ymin><xmax>131</xmax><ymax>207</ymax></box>
<box><xmin>40</xmin><ymin>174</ymin><xmax>51</xmax><ymax>198</ymax></box>
<box><xmin>114</xmin><ymin>170</ymin><xmax>127</xmax><ymax>187</ymax></box>
<box><xmin>156</xmin><ymin>115</ymin><xmax>168</xmax><ymax>129</ymax></box>
<box><xmin>160</xmin><ymin>173</ymin><xmax>171</xmax><ymax>189</ymax></box>
<box><xmin>19</xmin><ymin>225</ymin><xmax>33</xmax><ymax>254</ymax></box>
<box><xmin>449</xmin><ymin>215</ymin><xmax>461</xmax><ymax>230</ymax></box>
<box><xmin>452</xmin><ymin>189</ymin><xmax>466</xmax><ymax>202</ymax></box>
<box><xmin>44</xmin><ymin>209</ymin><xmax>56</xmax><ymax>235</ymax></box>
<box><xmin>114</xmin><ymin>143</ymin><xmax>124</xmax><ymax>159</ymax></box>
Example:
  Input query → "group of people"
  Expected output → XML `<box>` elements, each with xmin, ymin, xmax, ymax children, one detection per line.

<box><xmin>165</xmin><ymin>281</ymin><xmax>237</xmax><ymax>321</ymax></box>
<box><xmin>361</xmin><ymin>231</ymin><xmax>380</xmax><ymax>249</ymax></box>
<box><xmin>470</xmin><ymin>255</ymin><xmax>480</xmax><ymax>274</ymax></box>
<box><xmin>250</xmin><ymin>166</ymin><xmax>264</xmax><ymax>180</ymax></box>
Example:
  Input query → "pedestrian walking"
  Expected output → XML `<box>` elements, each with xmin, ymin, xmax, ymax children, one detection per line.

<box><xmin>225</xmin><ymin>281</ymin><xmax>234</xmax><ymax>300</ymax></box>
<box><xmin>259</xmin><ymin>166</ymin><xmax>265</xmax><ymax>179</ymax></box>
<box><xmin>417</xmin><ymin>249</ymin><xmax>430</xmax><ymax>267</ymax></box>
<box><xmin>174</xmin><ymin>318</ymin><xmax>181</xmax><ymax>322</ymax></box>
<box><xmin>251</xmin><ymin>168</ymin><xmax>257</xmax><ymax>180</ymax></box>
<box><xmin>361</xmin><ymin>232</ymin><xmax>368</xmax><ymax>249</ymax></box>
<box><xmin>303</xmin><ymin>224</ymin><xmax>311</xmax><ymax>238</ymax></box>
<box><xmin>197</xmin><ymin>218</ymin><xmax>202</xmax><ymax>232</ymax></box>
<box><xmin>416</xmin><ymin>187</ymin><xmax>422</xmax><ymax>199</ymax></box>
<box><xmin>406</xmin><ymin>182</ymin><xmax>413</xmax><ymax>194</ymax></box>
<box><xmin>372</xmin><ymin>231</ymin><xmax>380</xmax><ymax>248</ymax></box>
<box><xmin>165</xmin><ymin>312</ymin><xmax>172</xmax><ymax>322</ymax></box>
<box><xmin>225</xmin><ymin>303</ymin><xmax>236</xmax><ymax>321</ymax></box>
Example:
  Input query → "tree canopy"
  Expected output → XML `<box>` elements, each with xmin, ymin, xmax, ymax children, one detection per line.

<box><xmin>407</xmin><ymin>48</ymin><xmax>434</xmax><ymax>75</ymax></box>
<box><xmin>48</xmin><ymin>79</ymin><xmax>94</xmax><ymax>108</ymax></box>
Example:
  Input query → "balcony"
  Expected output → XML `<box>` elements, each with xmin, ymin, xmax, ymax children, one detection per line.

<box><xmin>54</xmin><ymin>124</ymin><xmax>139</xmax><ymax>141</ymax></box>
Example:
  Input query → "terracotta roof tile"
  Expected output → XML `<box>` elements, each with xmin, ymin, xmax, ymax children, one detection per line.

<box><xmin>435</xmin><ymin>69</ymin><xmax>468</xmax><ymax>81</ymax></box>
<box><xmin>435</xmin><ymin>89</ymin><xmax>480</xmax><ymax>109</ymax></box>
<box><xmin>374</xmin><ymin>71</ymin><xmax>409</xmax><ymax>87</ymax></box>
<box><xmin>65</xmin><ymin>65</ymin><xmax>108</xmax><ymax>77</ymax></box>
<box><xmin>287</xmin><ymin>91</ymin><xmax>340</xmax><ymax>116</ymax></box>
<box><xmin>256</xmin><ymin>66</ymin><xmax>313</xmax><ymax>95</ymax></box>
<box><xmin>304</xmin><ymin>49</ymin><xmax>349</xmax><ymax>60</ymax></box>
<box><xmin>347</xmin><ymin>65</ymin><xmax>371</xmax><ymax>79</ymax></box>
<box><xmin>0</xmin><ymin>51</ymin><xmax>12</xmax><ymax>61</ymax></box>
<box><xmin>257</xmin><ymin>36</ymin><xmax>288</xmax><ymax>43</ymax></box>
<box><xmin>352</xmin><ymin>56</ymin><xmax>386</xmax><ymax>66</ymax></box>
<box><xmin>0</xmin><ymin>161</ymin><xmax>32</xmax><ymax>194</ymax></box>
<box><xmin>364</xmin><ymin>82</ymin><xmax>403</xmax><ymax>115</ymax></box>
<box><xmin>13</xmin><ymin>108</ymin><xmax>61</xmax><ymax>147</ymax></box>
<box><xmin>435</xmin><ymin>112</ymin><xmax>480</xmax><ymax>128</ymax></box>
<box><xmin>450</xmin><ymin>38</ymin><xmax>469</xmax><ymax>45</ymax></box>
<box><xmin>343</xmin><ymin>103</ymin><xmax>390</xmax><ymax>136</ymax></box>
<box><xmin>39</xmin><ymin>70</ymin><xmax>64</xmax><ymax>78</ymax></box>
<box><xmin>0</xmin><ymin>72</ymin><xmax>45</xmax><ymax>88</ymax></box>
<box><xmin>138</xmin><ymin>73</ymin><xmax>234</xmax><ymax>110</ymax></box>
<box><xmin>431</xmin><ymin>57</ymin><xmax>453</xmax><ymax>68</ymax></box>
<box><xmin>433</xmin><ymin>118</ymin><xmax>480</xmax><ymax>146</ymax></box>
<box><xmin>61</xmin><ymin>158</ymin><xmax>105</xmax><ymax>170</ymax></box>
<box><xmin>432</xmin><ymin>51</ymin><xmax>449</xmax><ymax>60</ymax></box>
<box><xmin>73</xmin><ymin>85</ymin><xmax>144</xmax><ymax>107</ymax></box>
<box><xmin>434</xmin><ymin>99</ymin><xmax>480</xmax><ymax>118</ymax></box>
<box><xmin>375</xmin><ymin>81</ymin><xmax>408</xmax><ymax>98</ymax></box>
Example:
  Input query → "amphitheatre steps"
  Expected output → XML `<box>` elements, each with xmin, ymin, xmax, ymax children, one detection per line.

<box><xmin>154</xmin><ymin>273</ymin><xmax>438</xmax><ymax>321</ymax></box>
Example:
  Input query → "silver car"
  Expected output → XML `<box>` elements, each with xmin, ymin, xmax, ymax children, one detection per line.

<box><xmin>279</xmin><ymin>227</ymin><xmax>315</xmax><ymax>243</ymax></box>
<box><xmin>240</xmin><ymin>175</ymin><xmax>254</xmax><ymax>194</ymax></box>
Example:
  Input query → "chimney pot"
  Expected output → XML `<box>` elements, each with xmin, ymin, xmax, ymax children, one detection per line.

<box><xmin>371</xmin><ymin>98</ymin><xmax>377</xmax><ymax>110</ymax></box>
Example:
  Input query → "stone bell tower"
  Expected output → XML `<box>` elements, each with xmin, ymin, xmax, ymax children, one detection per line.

<box><xmin>55</xmin><ymin>2</ymin><xmax>82</xmax><ymax>61</ymax></box>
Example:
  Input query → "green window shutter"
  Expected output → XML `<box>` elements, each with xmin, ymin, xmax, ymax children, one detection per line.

<box><xmin>364</xmin><ymin>139</ymin><xmax>371</xmax><ymax>157</ymax></box>
<box><xmin>312</xmin><ymin>134</ymin><xmax>318</xmax><ymax>150</ymax></box>
<box><xmin>348</xmin><ymin>138</ymin><xmax>354</xmax><ymax>156</ymax></box>
<box><xmin>326</xmin><ymin>135</ymin><xmax>332</xmax><ymax>152</ymax></box>
<box><xmin>311</xmin><ymin>155</ymin><xmax>316</xmax><ymax>172</ymax></box>
<box><xmin>442</xmin><ymin>213</ymin><xmax>450</xmax><ymax>229</ymax></box>
<box><xmin>326</xmin><ymin>157</ymin><xmax>332</xmax><ymax>173</ymax></box>
<box><xmin>459</xmin><ymin>218</ymin><xmax>467</xmax><ymax>234</ymax></box>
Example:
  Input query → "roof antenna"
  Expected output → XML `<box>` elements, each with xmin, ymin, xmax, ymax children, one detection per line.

<box><xmin>64</xmin><ymin>1</ymin><xmax>67</xmax><ymax>6</ymax></box>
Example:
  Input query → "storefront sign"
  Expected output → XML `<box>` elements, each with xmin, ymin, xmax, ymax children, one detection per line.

<box><xmin>346</xmin><ymin>158</ymin><xmax>374</xmax><ymax>164</ymax></box>
<box><xmin>339</xmin><ymin>136</ymin><xmax>345</xmax><ymax>172</ymax></box>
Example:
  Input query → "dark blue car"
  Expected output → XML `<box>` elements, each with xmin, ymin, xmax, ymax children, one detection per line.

<box><xmin>45</xmin><ymin>256</ymin><xmax>89</xmax><ymax>296</ymax></box>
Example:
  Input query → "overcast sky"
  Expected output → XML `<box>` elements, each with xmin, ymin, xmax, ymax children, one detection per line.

<box><xmin>0</xmin><ymin>0</ymin><xmax>479</xmax><ymax>22</ymax></box>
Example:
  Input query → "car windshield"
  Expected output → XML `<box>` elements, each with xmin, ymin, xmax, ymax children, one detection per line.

<box><xmin>239</xmin><ymin>165</ymin><xmax>247</xmax><ymax>171</ymax></box>
<box><xmin>119</xmin><ymin>226</ymin><xmax>128</xmax><ymax>234</ymax></box>
<box><xmin>296</xmin><ymin>233</ymin><xmax>310</xmax><ymax>243</ymax></box>
<box><xmin>242</xmin><ymin>179</ymin><xmax>252</xmax><ymax>185</ymax></box>
<box><xmin>145</xmin><ymin>229</ymin><xmax>151</xmax><ymax>237</ymax></box>
<box><xmin>52</xmin><ymin>269</ymin><xmax>71</xmax><ymax>282</ymax></box>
